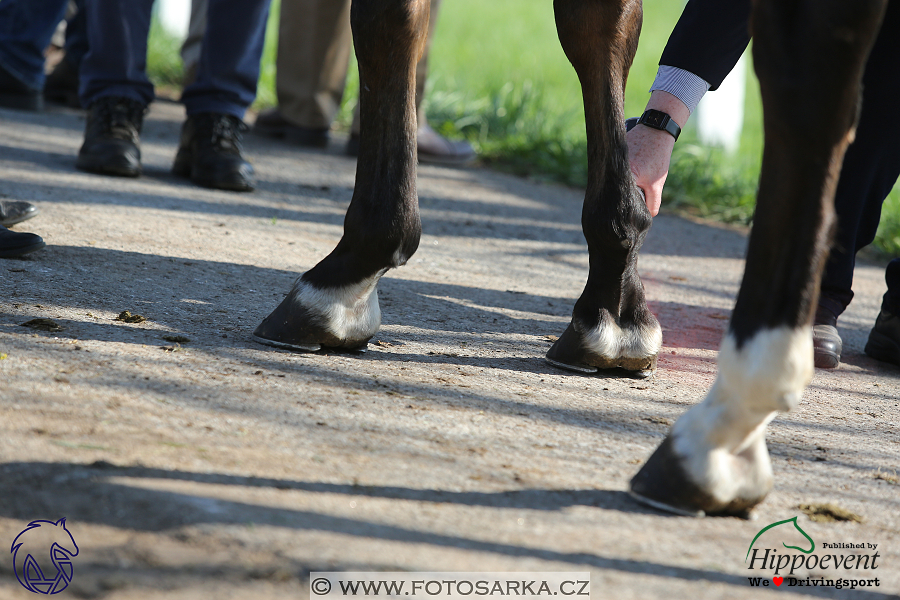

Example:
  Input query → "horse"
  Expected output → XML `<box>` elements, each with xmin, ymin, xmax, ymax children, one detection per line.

<box><xmin>252</xmin><ymin>0</ymin><xmax>888</xmax><ymax>516</ymax></box>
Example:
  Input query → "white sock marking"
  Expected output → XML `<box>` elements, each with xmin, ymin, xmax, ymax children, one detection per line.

<box><xmin>582</xmin><ymin>314</ymin><xmax>662</xmax><ymax>359</ymax></box>
<box><xmin>290</xmin><ymin>273</ymin><xmax>383</xmax><ymax>341</ymax></box>
<box><xmin>672</xmin><ymin>326</ymin><xmax>813</xmax><ymax>503</ymax></box>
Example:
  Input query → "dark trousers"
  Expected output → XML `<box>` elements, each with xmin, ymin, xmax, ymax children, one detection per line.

<box><xmin>0</xmin><ymin>0</ymin><xmax>70</xmax><ymax>90</ymax></box>
<box><xmin>79</xmin><ymin>0</ymin><xmax>271</xmax><ymax>118</ymax></box>
<box><xmin>818</xmin><ymin>0</ymin><xmax>900</xmax><ymax>318</ymax></box>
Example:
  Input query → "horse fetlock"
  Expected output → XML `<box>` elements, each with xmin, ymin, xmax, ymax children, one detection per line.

<box><xmin>546</xmin><ymin>310</ymin><xmax>661</xmax><ymax>377</ymax></box>
<box><xmin>253</xmin><ymin>274</ymin><xmax>382</xmax><ymax>352</ymax></box>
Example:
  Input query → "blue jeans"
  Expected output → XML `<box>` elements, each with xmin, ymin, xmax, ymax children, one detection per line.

<box><xmin>80</xmin><ymin>0</ymin><xmax>271</xmax><ymax>118</ymax></box>
<box><xmin>0</xmin><ymin>0</ymin><xmax>70</xmax><ymax>90</ymax></box>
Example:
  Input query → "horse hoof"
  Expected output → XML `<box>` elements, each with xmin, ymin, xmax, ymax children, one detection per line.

<box><xmin>629</xmin><ymin>434</ymin><xmax>769</xmax><ymax>518</ymax></box>
<box><xmin>546</xmin><ymin>322</ymin><xmax>659</xmax><ymax>377</ymax></box>
<box><xmin>253</xmin><ymin>277</ymin><xmax>381</xmax><ymax>352</ymax></box>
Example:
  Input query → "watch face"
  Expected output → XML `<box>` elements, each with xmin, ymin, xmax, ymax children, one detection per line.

<box><xmin>642</xmin><ymin>110</ymin><xmax>667</xmax><ymax>128</ymax></box>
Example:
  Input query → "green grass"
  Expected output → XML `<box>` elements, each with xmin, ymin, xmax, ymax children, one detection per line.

<box><xmin>146</xmin><ymin>0</ymin><xmax>900</xmax><ymax>256</ymax></box>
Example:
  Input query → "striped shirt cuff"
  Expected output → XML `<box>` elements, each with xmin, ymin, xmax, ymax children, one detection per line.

<box><xmin>649</xmin><ymin>65</ymin><xmax>711</xmax><ymax>115</ymax></box>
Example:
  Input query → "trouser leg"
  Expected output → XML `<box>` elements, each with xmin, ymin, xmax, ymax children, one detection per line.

<box><xmin>0</xmin><ymin>0</ymin><xmax>70</xmax><ymax>89</ymax></box>
<box><xmin>79</xmin><ymin>0</ymin><xmax>155</xmax><ymax>107</ymax></box>
<box><xmin>64</xmin><ymin>0</ymin><xmax>89</xmax><ymax>68</ymax></box>
<box><xmin>277</xmin><ymin>0</ymin><xmax>353</xmax><ymax>129</ymax></box>
<box><xmin>818</xmin><ymin>0</ymin><xmax>900</xmax><ymax>318</ymax></box>
<box><xmin>181</xmin><ymin>0</ymin><xmax>272</xmax><ymax>118</ymax></box>
<box><xmin>179</xmin><ymin>0</ymin><xmax>209</xmax><ymax>83</ymax></box>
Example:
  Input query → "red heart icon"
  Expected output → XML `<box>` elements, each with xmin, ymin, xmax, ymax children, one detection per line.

<box><xmin>773</xmin><ymin>577</ymin><xmax>783</xmax><ymax>586</ymax></box>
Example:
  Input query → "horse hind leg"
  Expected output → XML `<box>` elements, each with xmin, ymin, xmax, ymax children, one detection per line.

<box><xmin>630</xmin><ymin>0</ymin><xmax>887</xmax><ymax>516</ymax></box>
<box><xmin>253</xmin><ymin>0</ymin><xmax>429</xmax><ymax>352</ymax></box>
<box><xmin>547</xmin><ymin>0</ymin><xmax>661</xmax><ymax>378</ymax></box>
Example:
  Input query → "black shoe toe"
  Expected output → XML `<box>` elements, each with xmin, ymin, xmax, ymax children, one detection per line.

<box><xmin>76</xmin><ymin>139</ymin><xmax>141</xmax><ymax>177</ymax></box>
<box><xmin>0</xmin><ymin>201</ymin><xmax>39</xmax><ymax>227</ymax></box>
<box><xmin>0</xmin><ymin>228</ymin><xmax>45</xmax><ymax>258</ymax></box>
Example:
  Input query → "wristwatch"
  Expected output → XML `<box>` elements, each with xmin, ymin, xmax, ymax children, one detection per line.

<box><xmin>634</xmin><ymin>109</ymin><xmax>681</xmax><ymax>141</ymax></box>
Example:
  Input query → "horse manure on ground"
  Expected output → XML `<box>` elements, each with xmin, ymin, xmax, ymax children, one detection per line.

<box><xmin>798</xmin><ymin>503</ymin><xmax>865</xmax><ymax>523</ymax></box>
<box><xmin>115</xmin><ymin>311</ymin><xmax>147</xmax><ymax>323</ymax></box>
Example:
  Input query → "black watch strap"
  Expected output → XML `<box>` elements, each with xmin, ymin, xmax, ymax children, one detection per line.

<box><xmin>636</xmin><ymin>109</ymin><xmax>681</xmax><ymax>141</ymax></box>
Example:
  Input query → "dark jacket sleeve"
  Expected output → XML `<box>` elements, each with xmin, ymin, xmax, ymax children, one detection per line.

<box><xmin>658</xmin><ymin>0</ymin><xmax>752</xmax><ymax>90</ymax></box>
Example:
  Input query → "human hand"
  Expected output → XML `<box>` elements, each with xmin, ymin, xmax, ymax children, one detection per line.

<box><xmin>627</xmin><ymin>124</ymin><xmax>675</xmax><ymax>217</ymax></box>
<box><xmin>626</xmin><ymin>91</ymin><xmax>689</xmax><ymax>216</ymax></box>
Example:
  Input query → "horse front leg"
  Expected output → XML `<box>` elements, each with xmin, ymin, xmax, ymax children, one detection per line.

<box><xmin>630</xmin><ymin>0</ymin><xmax>887</xmax><ymax>516</ymax></box>
<box><xmin>547</xmin><ymin>0</ymin><xmax>661</xmax><ymax>378</ymax></box>
<box><xmin>254</xmin><ymin>0</ymin><xmax>428</xmax><ymax>351</ymax></box>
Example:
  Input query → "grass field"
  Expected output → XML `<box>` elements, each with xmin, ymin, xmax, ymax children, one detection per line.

<box><xmin>147</xmin><ymin>0</ymin><xmax>900</xmax><ymax>256</ymax></box>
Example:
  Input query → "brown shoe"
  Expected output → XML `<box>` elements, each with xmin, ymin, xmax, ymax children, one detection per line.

<box><xmin>813</xmin><ymin>305</ymin><xmax>841</xmax><ymax>369</ymax></box>
<box><xmin>416</xmin><ymin>123</ymin><xmax>475</xmax><ymax>165</ymax></box>
<box><xmin>252</xmin><ymin>108</ymin><xmax>329</xmax><ymax>148</ymax></box>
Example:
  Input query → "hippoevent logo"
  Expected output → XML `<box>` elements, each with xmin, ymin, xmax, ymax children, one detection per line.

<box><xmin>10</xmin><ymin>518</ymin><xmax>79</xmax><ymax>594</ymax></box>
<box><xmin>745</xmin><ymin>516</ymin><xmax>881</xmax><ymax>590</ymax></box>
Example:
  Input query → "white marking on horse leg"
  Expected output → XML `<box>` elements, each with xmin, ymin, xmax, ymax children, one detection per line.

<box><xmin>291</xmin><ymin>271</ymin><xmax>384</xmax><ymax>342</ymax></box>
<box><xmin>582</xmin><ymin>312</ymin><xmax>662</xmax><ymax>359</ymax></box>
<box><xmin>671</xmin><ymin>326</ymin><xmax>813</xmax><ymax>504</ymax></box>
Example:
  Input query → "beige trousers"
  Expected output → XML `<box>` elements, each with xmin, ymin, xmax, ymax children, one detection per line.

<box><xmin>276</xmin><ymin>0</ymin><xmax>441</xmax><ymax>132</ymax></box>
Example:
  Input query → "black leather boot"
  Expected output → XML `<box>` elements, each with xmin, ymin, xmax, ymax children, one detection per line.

<box><xmin>173</xmin><ymin>113</ymin><xmax>255</xmax><ymax>192</ymax></box>
<box><xmin>865</xmin><ymin>308</ymin><xmax>900</xmax><ymax>366</ymax></box>
<box><xmin>76</xmin><ymin>96</ymin><xmax>145</xmax><ymax>177</ymax></box>
<box><xmin>0</xmin><ymin>201</ymin><xmax>39</xmax><ymax>227</ymax></box>
<box><xmin>0</xmin><ymin>225</ymin><xmax>45</xmax><ymax>258</ymax></box>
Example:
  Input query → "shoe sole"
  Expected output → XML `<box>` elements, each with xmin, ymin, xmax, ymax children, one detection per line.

<box><xmin>813</xmin><ymin>350</ymin><xmax>840</xmax><ymax>369</ymax></box>
<box><xmin>0</xmin><ymin>240</ymin><xmax>45</xmax><ymax>258</ymax></box>
<box><xmin>865</xmin><ymin>330</ymin><xmax>900</xmax><ymax>366</ymax></box>
<box><xmin>76</xmin><ymin>155</ymin><xmax>141</xmax><ymax>178</ymax></box>
<box><xmin>173</xmin><ymin>155</ymin><xmax>255</xmax><ymax>192</ymax></box>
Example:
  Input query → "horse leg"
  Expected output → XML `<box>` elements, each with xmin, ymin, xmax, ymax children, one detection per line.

<box><xmin>630</xmin><ymin>0</ymin><xmax>887</xmax><ymax>516</ymax></box>
<box><xmin>547</xmin><ymin>0</ymin><xmax>662</xmax><ymax>378</ymax></box>
<box><xmin>254</xmin><ymin>0</ymin><xmax>429</xmax><ymax>351</ymax></box>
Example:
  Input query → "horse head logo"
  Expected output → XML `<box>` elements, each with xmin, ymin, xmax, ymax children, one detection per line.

<box><xmin>10</xmin><ymin>518</ymin><xmax>79</xmax><ymax>594</ymax></box>
<box><xmin>746</xmin><ymin>515</ymin><xmax>815</xmax><ymax>561</ymax></box>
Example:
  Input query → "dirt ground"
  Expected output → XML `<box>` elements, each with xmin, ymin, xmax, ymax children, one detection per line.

<box><xmin>1</xmin><ymin>102</ymin><xmax>898</xmax><ymax>600</ymax></box>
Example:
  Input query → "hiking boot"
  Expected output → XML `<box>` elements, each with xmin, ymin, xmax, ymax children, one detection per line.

<box><xmin>812</xmin><ymin>305</ymin><xmax>841</xmax><ymax>369</ymax></box>
<box><xmin>865</xmin><ymin>308</ymin><xmax>900</xmax><ymax>366</ymax></box>
<box><xmin>173</xmin><ymin>113</ymin><xmax>255</xmax><ymax>192</ymax></box>
<box><xmin>76</xmin><ymin>96</ymin><xmax>145</xmax><ymax>177</ymax></box>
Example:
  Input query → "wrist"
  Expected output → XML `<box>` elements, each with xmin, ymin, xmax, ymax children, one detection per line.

<box><xmin>645</xmin><ymin>90</ymin><xmax>690</xmax><ymax>129</ymax></box>
<box><xmin>636</xmin><ymin>109</ymin><xmax>681</xmax><ymax>141</ymax></box>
